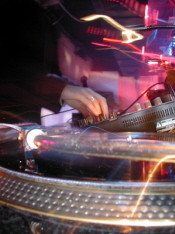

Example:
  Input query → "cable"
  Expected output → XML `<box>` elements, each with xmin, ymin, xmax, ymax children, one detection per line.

<box><xmin>57</xmin><ymin>1</ymin><xmax>86</xmax><ymax>23</ymax></box>
<box><xmin>126</xmin><ymin>19</ymin><xmax>170</xmax><ymax>28</ymax></box>
<box><xmin>131</xmin><ymin>25</ymin><xmax>175</xmax><ymax>31</ymax></box>
<box><xmin>75</xmin><ymin>125</ymin><xmax>120</xmax><ymax>142</ymax></box>
<box><xmin>126</xmin><ymin>24</ymin><xmax>145</xmax><ymax>28</ymax></box>
<box><xmin>118</xmin><ymin>82</ymin><xmax>167</xmax><ymax>115</ymax></box>
<box><xmin>35</xmin><ymin>0</ymin><xmax>86</xmax><ymax>23</ymax></box>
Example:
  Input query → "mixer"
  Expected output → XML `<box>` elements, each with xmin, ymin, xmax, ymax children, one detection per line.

<box><xmin>73</xmin><ymin>83</ymin><xmax>175</xmax><ymax>133</ymax></box>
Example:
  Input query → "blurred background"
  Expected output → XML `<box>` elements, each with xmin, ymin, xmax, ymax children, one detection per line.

<box><xmin>41</xmin><ymin>0</ymin><xmax>175</xmax><ymax>126</ymax></box>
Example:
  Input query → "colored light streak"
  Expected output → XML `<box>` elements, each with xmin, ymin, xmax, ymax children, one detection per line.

<box><xmin>82</xmin><ymin>13</ymin><xmax>175</xmax><ymax>65</ymax></box>
<box><xmin>91</xmin><ymin>41</ymin><xmax>146</xmax><ymax>64</ymax></box>
<box><xmin>81</xmin><ymin>14</ymin><xmax>144</xmax><ymax>43</ymax></box>
<box><xmin>103</xmin><ymin>37</ymin><xmax>141</xmax><ymax>52</ymax></box>
<box><xmin>92</xmin><ymin>40</ymin><xmax>175</xmax><ymax>66</ymax></box>
<box><xmin>144</xmin><ymin>4</ymin><xmax>149</xmax><ymax>27</ymax></box>
<box><xmin>141</xmin><ymin>46</ymin><xmax>145</xmax><ymax>55</ymax></box>
<box><xmin>160</xmin><ymin>54</ymin><xmax>163</xmax><ymax>60</ymax></box>
<box><xmin>144</xmin><ymin>53</ymin><xmax>175</xmax><ymax>64</ymax></box>
<box><xmin>131</xmin><ymin>155</ymin><xmax>175</xmax><ymax>218</ymax></box>
<box><xmin>147</xmin><ymin>61</ymin><xmax>159</xmax><ymax>65</ymax></box>
<box><xmin>135</xmin><ymin>51</ymin><xmax>175</xmax><ymax>64</ymax></box>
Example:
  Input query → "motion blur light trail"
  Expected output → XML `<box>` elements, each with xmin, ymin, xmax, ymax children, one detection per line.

<box><xmin>103</xmin><ymin>37</ymin><xmax>142</xmax><ymax>52</ymax></box>
<box><xmin>91</xmin><ymin>42</ymin><xmax>146</xmax><ymax>64</ymax></box>
<box><xmin>81</xmin><ymin>14</ymin><xmax>144</xmax><ymax>43</ymax></box>
<box><xmin>131</xmin><ymin>154</ymin><xmax>175</xmax><ymax>218</ymax></box>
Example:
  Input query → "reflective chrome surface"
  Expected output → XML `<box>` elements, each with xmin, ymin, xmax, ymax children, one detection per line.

<box><xmin>1</xmin><ymin>126</ymin><xmax>175</xmax><ymax>233</ymax></box>
<box><xmin>1</xmin><ymin>165</ymin><xmax>175</xmax><ymax>227</ymax></box>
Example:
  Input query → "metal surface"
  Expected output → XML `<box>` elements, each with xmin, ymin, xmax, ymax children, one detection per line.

<box><xmin>1</xmin><ymin>126</ymin><xmax>175</xmax><ymax>231</ymax></box>
<box><xmin>93</xmin><ymin>100</ymin><xmax>175</xmax><ymax>132</ymax></box>
<box><xmin>1</xmin><ymin>165</ymin><xmax>175</xmax><ymax>227</ymax></box>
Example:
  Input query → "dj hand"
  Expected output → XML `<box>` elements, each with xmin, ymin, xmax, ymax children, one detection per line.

<box><xmin>60</xmin><ymin>84</ymin><xmax>109</xmax><ymax>117</ymax></box>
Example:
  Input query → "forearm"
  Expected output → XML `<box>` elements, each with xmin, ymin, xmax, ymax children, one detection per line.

<box><xmin>30</xmin><ymin>73</ymin><xmax>68</xmax><ymax>112</ymax></box>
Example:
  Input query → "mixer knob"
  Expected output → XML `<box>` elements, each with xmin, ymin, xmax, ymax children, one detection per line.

<box><xmin>144</xmin><ymin>100</ymin><xmax>152</xmax><ymax>108</ymax></box>
<box><xmin>78</xmin><ymin>119</ymin><xmax>87</xmax><ymax>127</ymax></box>
<box><xmin>162</xmin><ymin>94</ymin><xmax>174</xmax><ymax>102</ymax></box>
<box><xmin>87</xmin><ymin>116</ymin><xmax>94</xmax><ymax>125</ymax></box>
<box><xmin>153</xmin><ymin>97</ymin><xmax>162</xmax><ymax>106</ymax></box>
<box><xmin>99</xmin><ymin>114</ymin><xmax>106</xmax><ymax>121</ymax></box>
<box><xmin>134</xmin><ymin>103</ymin><xmax>142</xmax><ymax>111</ymax></box>
<box><xmin>109</xmin><ymin>112</ymin><xmax>118</xmax><ymax>119</ymax></box>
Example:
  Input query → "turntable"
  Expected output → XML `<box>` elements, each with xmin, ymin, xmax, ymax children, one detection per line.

<box><xmin>1</xmin><ymin>124</ymin><xmax>175</xmax><ymax>233</ymax></box>
<box><xmin>2</xmin><ymin>0</ymin><xmax>175</xmax><ymax>233</ymax></box>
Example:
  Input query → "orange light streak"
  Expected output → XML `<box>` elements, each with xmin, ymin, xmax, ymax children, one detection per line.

<box><xmin>91</xmin><ymin>41</ymin><xmax>175</xmax><ymax>66</ymax></box>
<box><xmin>103</xmin><ymin>37</ymin><xmax>141</xmax><ymax>52</ymax></box>
<box><xmin>91</xmin><ymin>42</ymin><xmax>145</xmax><ymax>64</ymax></box>
<box><xmin>131</xmin><ymin>155</ymin><xmax>175</xmax><ymax>218</ymax></box>
<box><xmin>81</xmin><ymin>14</ymin><xmax>144</xmax><ymax>43</ymax></box>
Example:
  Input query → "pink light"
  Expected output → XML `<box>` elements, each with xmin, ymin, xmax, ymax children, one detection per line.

<box><xmin>42</xmin><ymin>140</ymin><xmax>49</xmax><ymax>144</ymax></box>
<box><xmin>91</xmin><ymin>41</ymin><xmax>175</xmax><ymax>66</ymax></box>
<box><xmin>141</xmin><ymin>46</ymin><xmax>145</xmax><ymax>62</ymax></box>
<box><xmin>141</xmin><ymin>46</ymin><xmax>145</xmax><ymax>55</ymax></box>
<box><xmin>147</xmin><ymin>61</ymin><xmax>159</xmax><ymax>65</ymax></box>
<box><xmin>144</xmin><ymin>4</ymin><xmax>149</xmax><ymax>26</ymax></box>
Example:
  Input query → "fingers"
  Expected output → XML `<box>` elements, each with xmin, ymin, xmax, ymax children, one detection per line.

<box><xmin>61</xmin><ymin>85</ymin><xmax>109</xmax><ymax>117</ymax></box>
<box><xmin>78</xmin><ymin>88</ymin><xmax>109</xmax><ymax>117</ymax></box>
<box><xmin>65</xmin><ymin>99</ymin><xmax>91</xmax><ymax>117</ymax></box>
<box><xmin>78</xmin><ymin>95</ymin><xmax>101</xmax><ymax>116</ymax></box>
<box><xmin>88</xmin><ymin>90</ymin><xmax>109</xmax><ymax>117</ymax></box>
